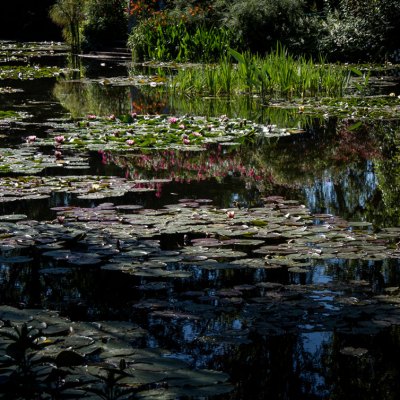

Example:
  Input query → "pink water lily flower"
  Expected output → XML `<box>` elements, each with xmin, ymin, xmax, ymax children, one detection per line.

<box><xmin>126</xmin><ymin>139</ymin><xmax>135</xmax><ymax>145</ymax></box>
<box><xmin>168</xmin><ymin>117</ymin><xmax>178</xmax><ymax>124</ymax></box>
<box><xmin>54</xmin><ymin>150</ymin><xmax>62</xmax><ymax>159</ymax></box>
<box><xmin>183</xmin><ymin>138</ymin><xmax>190</xmax><ymax>145</ymax></box>
<box><xmin>87</xmin><ymin>114</ymin><xmax>97</xmax><ymax>120</ymax></box>
<box><xmin>26</xmin><ymin>135</ymin><xmax>37</xmax><ymax>143</ymax></box>
<box><xmin>108</xmin><ymin>114</ymin><xmax>116</xmax><ymax>121</ymax></box>
<box><xmin>54</xmin><ymin>135</ymin><xmax>65</xmax><ymax>144</ymax></box>
<box><xmin>192</xmin><ymin>132</ymin><xmax>202</xmax><ymax>137</ymax></box>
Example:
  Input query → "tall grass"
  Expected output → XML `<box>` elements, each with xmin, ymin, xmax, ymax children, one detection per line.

<box><xmin>169</xmin><ymin>45</ymin><xmax>351</xmax><ymax>99</ymax></box>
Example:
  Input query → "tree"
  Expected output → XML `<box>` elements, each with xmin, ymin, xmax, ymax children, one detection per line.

<box><xmin>49</xmin><ymin>0</ymin><xmax>87</xmax><ymax>53</ymax></box>
<box><xmin>82</xmin><ymin>0</ymin><xmax>128</xmax><ymax>50</ymax></box>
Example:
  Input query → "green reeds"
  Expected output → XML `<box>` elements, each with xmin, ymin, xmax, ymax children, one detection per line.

<box><xmin>169</xmin><ymin>45</ymin><xmax>351</xmax><ymax>99</ymax></box>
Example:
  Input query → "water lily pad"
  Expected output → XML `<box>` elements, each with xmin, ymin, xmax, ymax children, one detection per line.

<box><xmin>288</xmin><ymin>266</ymin><xmax>309</xmax><ymax>274</ymax></box>
<box><xmin>340</xmin><ymin>347</ymin><xmax>368</xmax><ymax>357</ymax></box>
<box><xmin>0</xmin><ymin>256</ymin><xmax>32</xmax><ymax>263</ymax></box>
<box><xmin>67</xmin><ymin>254</ymin><xmax>102</xmax><ymax>266</ymax></box>
<box><xmin>39</xmin><ymin>267</ymin><xmax>72</xmax><ymax>275</ymax></box>
<box><xmin>55</xmin><ymin>350</ymin><xmax>85</xmax><ymax>367</ymax></box>
<box><xmin>42</xmin><ymin>250</ymin><xmax>71</xmax><ymax>260</ymax></box>
<box><xmin>0</xmin><ymin>214</ymin><xmax>27</xmax><ymax>222</ymax></box>
<box><xmin>150</xmin><ymin>311</ymin><xmax>201</xmax><ymax>320</ymax></box>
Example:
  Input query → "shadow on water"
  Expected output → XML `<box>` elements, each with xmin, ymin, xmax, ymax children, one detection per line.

<box><xmin>2</xmin><ymin>47</ymin><xmax>400</xmax><ymax>399</ymax></box>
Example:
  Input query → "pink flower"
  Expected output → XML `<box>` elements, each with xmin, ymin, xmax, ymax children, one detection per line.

<box><xmin>87</xmin><ymin>114</ymin><xmax>97</xmax><ymax>120</ymax></box>
<box><xmin>192</xmin><ymin>132</ymin><xmax>202</xmax><ymax>137</ymax></box>
<box><xmin>131</xmin><ymin>112</ymin><xmax>137</xmax><ymax>118</ymax></box>
<box><xmin>227</xmin><ymin>210</ymin><xmax>235</xmax><ymax>218</ymax></box>
<box><xmin>126</xmin><ymin>139</ymin><xmax>135</xmax><ymax>145</ymax></box>
<box><xmin>54</xmin><ymin>150</ymin><xmax>62</xmax><ymax>159</ymax></box>
<box><xmin>183</xmin><ymin>138</ymin><xmax>190</xmax><ymax>145</ymax></box>
<box><xmin>179</xmin><ymin>124</ymin><xmax>186</xmax><ymax>129</ymax></box>
<box><xmin>108</xmin><ymin>114</ymin><xmax>116</xmax><ymax>121</ymax></box>
<box><xmin>54</xmin><ymin>135</ymin><xmax>65</xmax><ymax>144</ymax></box>
<box><xmin>26</xmin><ymin>135</ymin><xmax>37</xmax><ymax>143</ymax></box>
<box><xmin>168</xmin><ymin>117</ymin><xmax>178</xmax><ymax>124</ymax></box>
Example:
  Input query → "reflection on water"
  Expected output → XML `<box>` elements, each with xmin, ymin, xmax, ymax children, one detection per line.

<box><xmin>2</xmin><ymin>53</ymin><xmax>400</xmax><ymax>399</ymax></box>
<box><xmin>97</xmin><ymin>131</ymin><xmax>381</xmax><ymax>219</ymax></box>
<box><xmin>305</xmin><ymin>161</ymin><xmax>378</xmax><ymax>216</ymax></box>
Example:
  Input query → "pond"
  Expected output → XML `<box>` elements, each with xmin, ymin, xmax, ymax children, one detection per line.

<box><xmin>1</xmin><ymin>41</ymin><xmax>400</xmax><ymax>399</ymax></box>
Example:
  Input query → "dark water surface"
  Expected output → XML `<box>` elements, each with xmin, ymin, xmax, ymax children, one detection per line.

<box><xmin>1</xmin><ymin>48</ymin><xmax>400</xmax><ymax>399</ymax></box>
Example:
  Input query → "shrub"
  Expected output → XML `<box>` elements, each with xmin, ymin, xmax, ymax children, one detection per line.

<box><xmin>128</xmin><ymin>9</ymin><xmax>239</xmax><ymax>62</ymax></box>
<box><xmin>82</xmin><ymin>0</ymin><xmax>128</xmax><ymax>50</ymax></box>
<box><xmin>215</xmin><ymin>0</ymin><xmax>317</xmax><ymax>55</ymax></box>
<box><xmin>318</xmin><ymin>0</ymin><xmax>400</xmax><ymax>61</ymax></box>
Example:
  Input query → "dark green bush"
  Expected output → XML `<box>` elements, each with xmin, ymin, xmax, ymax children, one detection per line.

<box><xmin>82</xmin><ymin>0</ymin><xmax>128</xmax><ymax>50</ymax></box>
<box><xmin>215</xmin><ymin>0</ymin><xmax>317</xmax><ymax>55</ymax></box>
<box><xmin>128</xmin><ymin>0</ymin><xmax>400</xmax><ymax>63</ymax></box>
<box><xmin>318</xmin><ymin>0</ymin><xmax>400</xmax><ymax>61</ymax></box>
<box><xmin>128</xmin><ymin>8</ymin><xmax>239</xmax><ymax>62</ymax></box>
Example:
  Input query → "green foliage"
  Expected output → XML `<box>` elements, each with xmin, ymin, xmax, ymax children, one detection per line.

<box><xmin>216</xmin><ymin>0</ymin><xmax>317</xmax><ymax>55</ymax></box>
<box><xmin>319</xmin><ymin>0</ymin><xmax>400</xmax><ymax>61</ymax></box>
<box><xmin>0</xmin><ymin>65</ymin><xmax>65</xmax><ymax>80</ymax></box>
<box><xmin>49</xmin><ymin>0</ymin><xmax>86</xmax><ymax>53</ymax></box>
<box><xmin>47</xmin><ymin>0</ymin><xmax>400</xmax><ymax>61</ymax></box>
<box><xmin>169</xmin><ymin>46</ymin><xmax>350</xmax><ymax>99</ymax></box>
<box><xmin>371</xmin><ymin>123</ymin><xmax>400</xmax><ymax>227</ymax></box>
<box><xmin>128</xmin><ymin>11</ymin><xmax>239</xmax><ymax>62</ymax></box>
<box><xmin>82</xmin><ymin>0</ymin><xmax>128</xmax><ymax>50</ymax></box>
<box><xmin>0</xmin><ymin>110</ymin><xmax>19</xmax><ymax>119</ymax></box>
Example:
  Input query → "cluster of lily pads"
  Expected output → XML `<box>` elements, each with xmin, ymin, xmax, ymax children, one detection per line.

<box><xmin>0</xmin><ymin>305</ymin><xmax>231</xmax><ymax>399</ymax></box>
<box><xmin>1</xmin><ymin>196</ymin><xmax>400</xmax><ymax>373</ymax></box>
<box><xmin>26</xmin><ymin>113</ymin><xmax>300</xmax><ymax>154</ymax></box>
<box><xmin>316</xmin><ymin>95</ymin><xmax>400</xmax><ymax>120</ymax></box>
<box><xmin>0</xmin><ymin>87</ymin><xmax>23</xmax><ymax>94</ymax></box>
<box><xmin>0</xmin><ymin>175</ymin><xmax>170</xmax><ymax>203</ymax></box>
<box><xmin>1</xmin><ymin>197</ymin><xmax>400</xmax><ymax>293</ymax></box>
<box><xmin>0</xmin><ymin>65</ymin><xmax>68</xmax><ymax>80</ymax></box>
<box><xmin>0</xmin><ymin>110</ymin><xmax>20</xmax><ymax>120</ymax></box>
<box><xmin>0</xmin><ymin>147</ymin><xmax>88</xmax><ymax>175</ymax></box>
<box><xmin>0</xmin><ymin>41</ymin><xmax>68</xmax><ymax>56</ymax></box>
